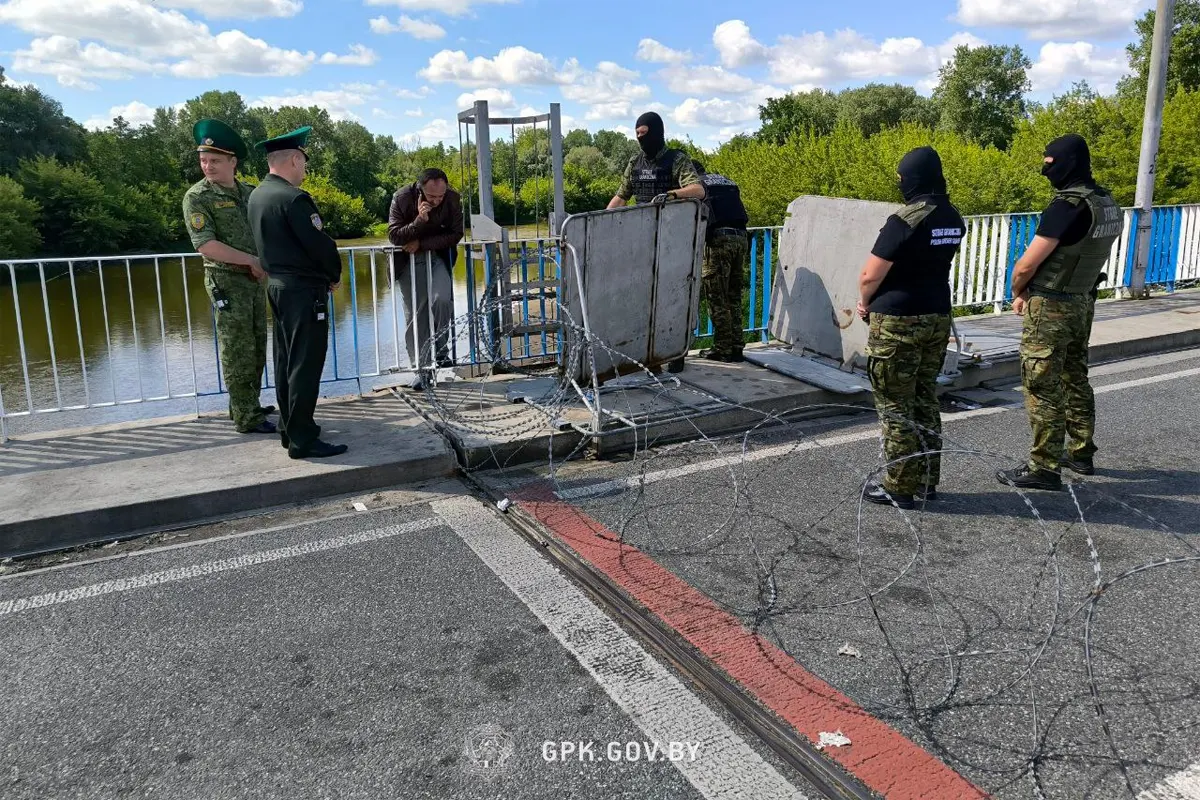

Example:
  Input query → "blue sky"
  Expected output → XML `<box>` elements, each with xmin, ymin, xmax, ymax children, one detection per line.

<box><xmin>0</xmin><ymin>0</ymin><xmax>1153</xmax><ymax>145</ymax></box>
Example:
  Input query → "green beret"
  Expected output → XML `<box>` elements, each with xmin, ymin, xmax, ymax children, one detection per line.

<box><xmin>193</xmin><ymin>118</ymin><xmax>247</xmax><ymax>161</ymax></box>
<box><xmin>256</xmin><ymin>126</ymin><xmax>312</xmax><ymax>160</ymax></box>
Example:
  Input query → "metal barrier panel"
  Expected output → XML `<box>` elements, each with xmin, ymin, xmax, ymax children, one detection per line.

<box><xmin>560</xmin><ymin>200</ymin><xmax>706</xmax><ymax>383</ymax></box>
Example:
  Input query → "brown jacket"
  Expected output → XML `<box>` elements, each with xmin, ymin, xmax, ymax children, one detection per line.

<box><xmin>387</xmin><ymin>183</ymin><xmax>464</xmax><ymax>259</ymax></box>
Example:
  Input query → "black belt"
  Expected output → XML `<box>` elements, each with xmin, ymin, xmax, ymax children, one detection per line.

<box><xmin>709</xmin><ymin>227</ymin><xmax>747</xmax><ymax>238</ymax></box>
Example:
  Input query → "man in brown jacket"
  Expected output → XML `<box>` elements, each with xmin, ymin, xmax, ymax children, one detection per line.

<box><xmin>387</xmin><ymin>168</ymin><xmax>464</xmax><ymax>370</ymax></box>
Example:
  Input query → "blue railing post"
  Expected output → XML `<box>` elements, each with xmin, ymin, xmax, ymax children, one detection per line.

<box><xmin>761</xmin><ymin>229</ymin><xmax>773</xmax><ymax>342</ymax></box>
<box><xmin>748</xmin><ymin>230</ymin><xmax>759</xmax><ymax>340</ymax></box>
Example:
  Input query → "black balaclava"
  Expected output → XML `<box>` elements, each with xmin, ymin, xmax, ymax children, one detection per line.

<box><xmin>896</xmin><ymin>146</ymin><xmax>947</xmax><ymax>202</ymax></box>
<box><xmin>1042</xmin><ymin>133</ymin><xmax>1093</xmax><ymax>190</ymax></box>
<box><xmin>635</xmin><ymin>111</ymin><xmax>666</xmax><ymax>157</ymax></box>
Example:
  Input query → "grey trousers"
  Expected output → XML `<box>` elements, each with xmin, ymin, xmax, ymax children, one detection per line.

<box><xmin>397</xmin><ymin>250</ymin><xmax>454</xmax><ymax>368</ymax></box>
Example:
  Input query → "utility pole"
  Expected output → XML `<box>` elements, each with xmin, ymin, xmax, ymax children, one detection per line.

<box><xmin>1130</xmin><ymin>0</ymin><xmax>1176</xmax><ymax>298</ymax></box>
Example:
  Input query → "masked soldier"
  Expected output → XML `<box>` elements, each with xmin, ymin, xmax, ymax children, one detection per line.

<box><xmin>693</xmin><ymin>160</ymin><xmax>750</xmax><ymax>362</ymax></box>
<box><xmin>181</xmin><ymin>119</ymin><xmax>275</xmax><ymax>435</ymax></box>
<box><xmin>858</xmin><ymin>147</ymin><xmax>964</xmax><ymax>509</ymax></box>
<box><xmin>247</xmin><ymin>126</ymin><xmax>347</xmax><ymax>460</ymax></box>
<box><xmin>998</xmin><ymin>134</ymin><xmax>1122</xmax><ymax>490</ymax></box>
<box><xmin>607</xmin><ymin>111</ymin><xmax>705</xmax><ymax>209</ymax></box>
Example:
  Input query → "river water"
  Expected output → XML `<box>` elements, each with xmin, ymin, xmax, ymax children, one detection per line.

<box><xmin>0</xmin><ymin>237</ymin><xmax>563</xmax><ymax>434</ymax></box>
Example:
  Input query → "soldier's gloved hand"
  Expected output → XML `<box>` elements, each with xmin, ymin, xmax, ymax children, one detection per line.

<box><xmin>650</xmin><ymin>193</ymin><xmax>670</xmax><ymax>205</ymax></box>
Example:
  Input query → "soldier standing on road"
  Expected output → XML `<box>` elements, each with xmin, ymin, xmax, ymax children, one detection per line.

<box><xmin>181</xmin><ymin>119</ymin><xmax>276</xmax><ymax>435</ymax></box>
<box><xmin>247</xmin><ymin>126</ymin><xmax>347</xmax><ymax>460</ymax></box>
<box><xmin>692</xmin><ymin>160</ymin><xmax>749</xmax><ymax>363</ymax></box>
<box><xmin>997</xmin><ymin>134</ymin><xmax>1122</xmax><ymax>491</ymax></box>
<box><xmin>857</xmin><ymin>146</ymin><xmax>964</xmax><ymax>509</ymax></box>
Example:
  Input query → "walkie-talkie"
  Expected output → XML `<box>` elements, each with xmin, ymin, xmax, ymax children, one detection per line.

<box><xmin>211</xmin><ymin>285</ymin><xmax>230</xmax><ymax>311</ymax></box>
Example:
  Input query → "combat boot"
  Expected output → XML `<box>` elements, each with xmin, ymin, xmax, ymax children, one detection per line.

<box><xmin>864</xmin><ymin>482</ymin><xmax>914</xmax><ymax>510</ymax></box>
<box><xmin>1060</xmin><ymin>456</ymin><xmax>1095</xmax><ymax>475</ymax></box>
<box><xmin>289</xmin><ymin>439</ymin><xmax>349</xmax><ymax>460</ymax></box>
<box><xmin>996</xmin><ymin>465</ymin><xmax>1062</xmax><ymax>491</ymax></box>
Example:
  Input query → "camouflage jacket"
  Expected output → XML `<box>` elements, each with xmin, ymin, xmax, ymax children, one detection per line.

<box><xmin>182</xmin><ymin>178</ymin><xmax>257</xmax><ymax>272</ymax></box>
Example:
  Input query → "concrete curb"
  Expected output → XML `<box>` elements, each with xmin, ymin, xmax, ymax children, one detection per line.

<box><xmin>1</xmin><ymin>449</ymin><xmax>455</xmax><ymax>559</ymax></box>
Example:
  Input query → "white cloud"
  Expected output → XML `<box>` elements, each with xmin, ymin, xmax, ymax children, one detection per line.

<box><xmin>560</xmin><ymin>60</ymin><xmax>651</xmax><ymax>120</ymax></box>
<box><xmin>372</xmin><ymin>107</ymin><xmax>395</xmax><ymax>119</ymax></box>
<box><xmin>1029</xmin><ymin>41</ymin><xmax>1128</xmax><ymax>93</ymax></box>
<box><xmin>405</xmin><ymin>107</ymin><xmax>425</xmax><ymax>117</ymax></box>
<box><xmin>398</xmin><ymin>117</ymin><xmax>458</xmax><ymax>145</ymax></box>
<box><xmin>0</xmin><ymin>0</ymin><xmax>207</xmax><ymax>57</ymax></box>
<box><xmin>13</xmin><ymin>36</ymin><xmax>160</xmax><ymax>89</ymax></box>
<box><xmin>955</xmin><ymin>0</ymin><xmax>1144</xmax><ymax>40</ymax></box>
<box><xmin>83</xmin><ymin>100</ymin><xmax>157</xmax><ymax>130</ymax></box>
<box><xmin>169</xmin><ymin>30</ymin><xmax>317</xmax><ymax>77</ymax></box>
<box><xmin>369</xmin><ymin>14</ymin><xmax>446</xmax><ymax>39</ymax></box>
<box><xmin>672</xmin><ymin>97</ymin><xmax>760</xmax><ymax>127</ymax></box>
<box><xmin>713</xmin><ymin>20</ymin><xmax>770</xmax><ymax>68</ymax></box>
<box><xmin>158</xmin><ymin>0</ymin><xmax>302</xmax><ymax>19</ymax></box>
<box><xmin>250</xmin><ymin>83</ymin><xmax>377</xmax><ymax>121</ymax></box>
<box><xmin>769</xmin><ymin>29</ymin><xmax>986</xmax><ymax>85</ymax></box>
<box><xmin>636</xmin><ymin>38</ymin><xmax>692</xmax><ymax>64</ymax></box>
<box><xmin>364</xmin><ymin>0</ymin><xmax>515</xmax><ymax>17</ymax></box>
<box><xmin>396</xmin><ymin>85</ymin><xmax>433</xmax><ymax>99</ymax></box>
<box><xmin>456</xmin><ymin>87</ymin><xmax>516</xmax><ymax>110</ymax></box>
<box><xmin>658</xmin><ymin>64</ymin><xmax>759</xmax><ymax>95</ymax></box>
<box><xmin>420</xmin><ymin>45</ymin><xmax>561</xmax><ymax>86</ymax></box>
<box><xmin>318</xmin><ymin>44</ymin><xmax>379</xmax><ymax>65</ymax></box>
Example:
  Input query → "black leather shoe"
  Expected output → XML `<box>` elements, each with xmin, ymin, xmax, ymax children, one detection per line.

<box><xmin>288</xmin><ymin>439</ymin><xmax>349</xmax><ymax>460</ymax></box>
<box><xmin>259</xmin><ymin>405</ymin><xmax>277</xmax><ymax>416</ymax></box>
<box><xmin>700</xmin><ymin>349</ymin><xmax>735</xmax><ymax>362</ymax></box>
<box><xmin>997</xmin><ymin>465</ymin><xmax>1062</xmax><ymax>491</ymax></box>
<box><xmin>1060</xmin><ymin>456</ymin><xmax>1095</xmax><ymax>475</ymax></box>
<box><xmin>864</xmin><ymin>483</ymin><xmax>914</xmax><ymax>509</ymax></box>
<box><xmin>240</xmin><ymin>420</ymin><xmax>277</xmax><ymax>434</ymax></box>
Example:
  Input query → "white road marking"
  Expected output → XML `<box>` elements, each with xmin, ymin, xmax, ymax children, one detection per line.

<box><xmin>1137</xmin><ymin>762</ymin><xmax>1200</xmax><ymax>799</ymax></box>
<box><xmin>557</xmin><ymin>365</ymin><xmax>1200</xmax><ymax>501</ymax></box>
<box><xmin>0</xmin><ymin>518</ymin><xmax>440</xmax><ymax>616</ymax></box>
<box><xmin>433</xmin><ymin>496</ymin><xmax>810</xmax><ymax>800</ymax></box>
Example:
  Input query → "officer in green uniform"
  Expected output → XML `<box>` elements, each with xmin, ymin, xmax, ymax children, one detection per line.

<box><xmin>998</xmin><ymin>134</ymin><xmax>1122</xmax><ymax>490</ymax></box>
<box><xmin>181</xmin><ymin>119</ymin><xmax>275</xmax><ymax>434</ymax></box>
<box><xmin>692</xmin><ymin>160</ymin><xmax>750</xmax><ymax>363</ymax></box>
<box><xmin>857</xmin><ymin>147</ymin><xmax>965</xmax><ymax>509</ymax></box>
<box><xmin>247</xmin><ymin>126</ymin><xmax>347</xmax><ymax>460</ymax></box>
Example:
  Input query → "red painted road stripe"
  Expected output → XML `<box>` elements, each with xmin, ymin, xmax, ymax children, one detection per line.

<box><xmin>515</xmin><ymin>486</ymin><xmax>988</xmax><ymax>800</ymax></box>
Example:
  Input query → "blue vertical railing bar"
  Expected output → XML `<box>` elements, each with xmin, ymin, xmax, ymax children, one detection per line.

<box><xmin>748</xmin><ymin>231</ymin><xmax>760</xmax><ymax>339</ymax></box>
<box><xmin>348</xmin><ymin>250</ymin><xmax>362</xmax><ymax>393</ymax></box>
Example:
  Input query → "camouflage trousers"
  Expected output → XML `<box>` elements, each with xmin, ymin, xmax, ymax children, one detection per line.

<box><xmin>205</xmin><ymin>268</ymin><xmax>268</xmax><ymax>432</ymax></box>
<box><xmin>1020</xmin><ymin>292</ymin><xmax>1097</xmax><ymax>473</ymax></box>
<box><xmin>866</xmin><ymin>312</ymin><xmax>952</xmax><ymax>494</ymax></box>
<box><xmin>702</xmin><ymin>233</ymin><xmax>748</xmax><ymax>357</ymax></box>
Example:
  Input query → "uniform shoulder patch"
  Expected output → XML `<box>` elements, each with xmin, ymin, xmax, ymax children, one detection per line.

<box><xmin>310</xmin><ymin>213</ymin><xmax>323</xmax><ymax>230</ymax></box>
<box><xmin>190</xmin><ymin>212</ymin><xmax>207</xmax><ymax>230</ymax></box>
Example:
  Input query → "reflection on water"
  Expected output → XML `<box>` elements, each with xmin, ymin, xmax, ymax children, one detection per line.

<box><xmin>0</xmin><ymin>240</ymin><xmax>562</xmax><ymax>432</ymax></box>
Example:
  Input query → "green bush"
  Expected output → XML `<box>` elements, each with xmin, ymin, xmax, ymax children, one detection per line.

<box><xmin>301</xmin><ymin>174</ymin><xmax>374</xmax><ymax>239</ymax></box>
<box><xmin>17</xmin><ymin>156</ymin><xmax>127</xmax><ymax>255</ymax></box>
<box><xmin>0</xmin><ymin>176</ymin><xmax>42</xmax><ymax>258</ymax></box>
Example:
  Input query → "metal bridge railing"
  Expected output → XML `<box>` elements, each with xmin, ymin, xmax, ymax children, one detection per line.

<box><xmin>1</xmin><ymin>208</ymin><xmax>1192</xmax><ymax>438</ymax></box>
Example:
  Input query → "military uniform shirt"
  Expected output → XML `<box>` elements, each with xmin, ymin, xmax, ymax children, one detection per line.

<box><xmin>615</xmin><ymin>148</ymin><xmax>702</xmax><ymax>201</ymax></box>
<box><xmin>247</xmin><ymin>173</ymin><xmax>342</xmax><ymax>286</ymax></box>
<box><xmin>1036</xmin><ymin>196</ymin><xmax>1093</xmax><ymax>247</ymax></box>
<box><xmin>869</xmin><ymin>195</ymin><xmax>965</xmax><ymax>316</ymax></box>
<box><xmin>181</xmin><ymin>179</ymin><xmax>257</xmax><ymax>271</ymax></box>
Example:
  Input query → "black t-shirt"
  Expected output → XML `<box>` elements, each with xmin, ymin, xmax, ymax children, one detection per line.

<box><xmin>1035</xmin><ymin>198</ymin><xmax>1092</xmax><ymax>246</ymax></box>
<box><xmin>868</xmin><ymin>196</ymin><xmax>965</xmax><ymax>315</ymax></box>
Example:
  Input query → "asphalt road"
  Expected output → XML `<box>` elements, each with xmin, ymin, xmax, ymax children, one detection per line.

<box><xmin>512</xmin><ymin>348</ymin><xmax>1200</xmax><ymax>800</ymax></box>
<box><xmin>0</xmin><ymin>489</ymin><xmax>815</xmax><ymax>800</ymax></box>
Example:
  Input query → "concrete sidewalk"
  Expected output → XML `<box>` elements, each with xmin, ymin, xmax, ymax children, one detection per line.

<box><xmin>0</xmin><ymin>394</ymin><xmax>455</xmax><ymax>558</ymax></box>
<box><xmin>2</xmin><ymin>290</ymin><xmax>1196</xmax><ymax>557</ymax></box>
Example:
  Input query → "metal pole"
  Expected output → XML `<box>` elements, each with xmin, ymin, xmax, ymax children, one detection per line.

<box><xmin>1130</xmin><ymin>0</ymin><xmax>1176</xmax><ymax>298</ymax></box>
<box><xmin>474</xmin><ymin>100</ymin><xmax>495</xmax><ymax>220</ymax></box>
<box><xmin>549</xmin><ymin>103</ymin><xmax>566</xmax><ymax>236</ymax></box>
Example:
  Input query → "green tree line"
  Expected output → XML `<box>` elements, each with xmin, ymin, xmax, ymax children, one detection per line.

<box><xmin>2</xmin><ymin>0</ymin><xmax>1200</xmax><ymax>258</ymax></box>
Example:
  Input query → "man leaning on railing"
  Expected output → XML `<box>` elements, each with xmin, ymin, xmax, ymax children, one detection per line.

<box><xmin>387</xmin><ymin>168</ymin><xmax>464</xmax><ymax>379</ymax></box>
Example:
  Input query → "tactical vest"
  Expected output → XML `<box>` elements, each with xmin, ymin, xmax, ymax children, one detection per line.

<box><xmin>1030</xmin><ymin>186</ymin><xmax>1122</xmax><ymax>295</ymax></box>
<box><xmin>630</xmin><ymin>149</ymin><xmax>682</xmax><ymax>204</ymax></box>
<box><xmin>701</xmin><ymin>174</ymin><xmax>749</xmax><ymax>230</ymax></box>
